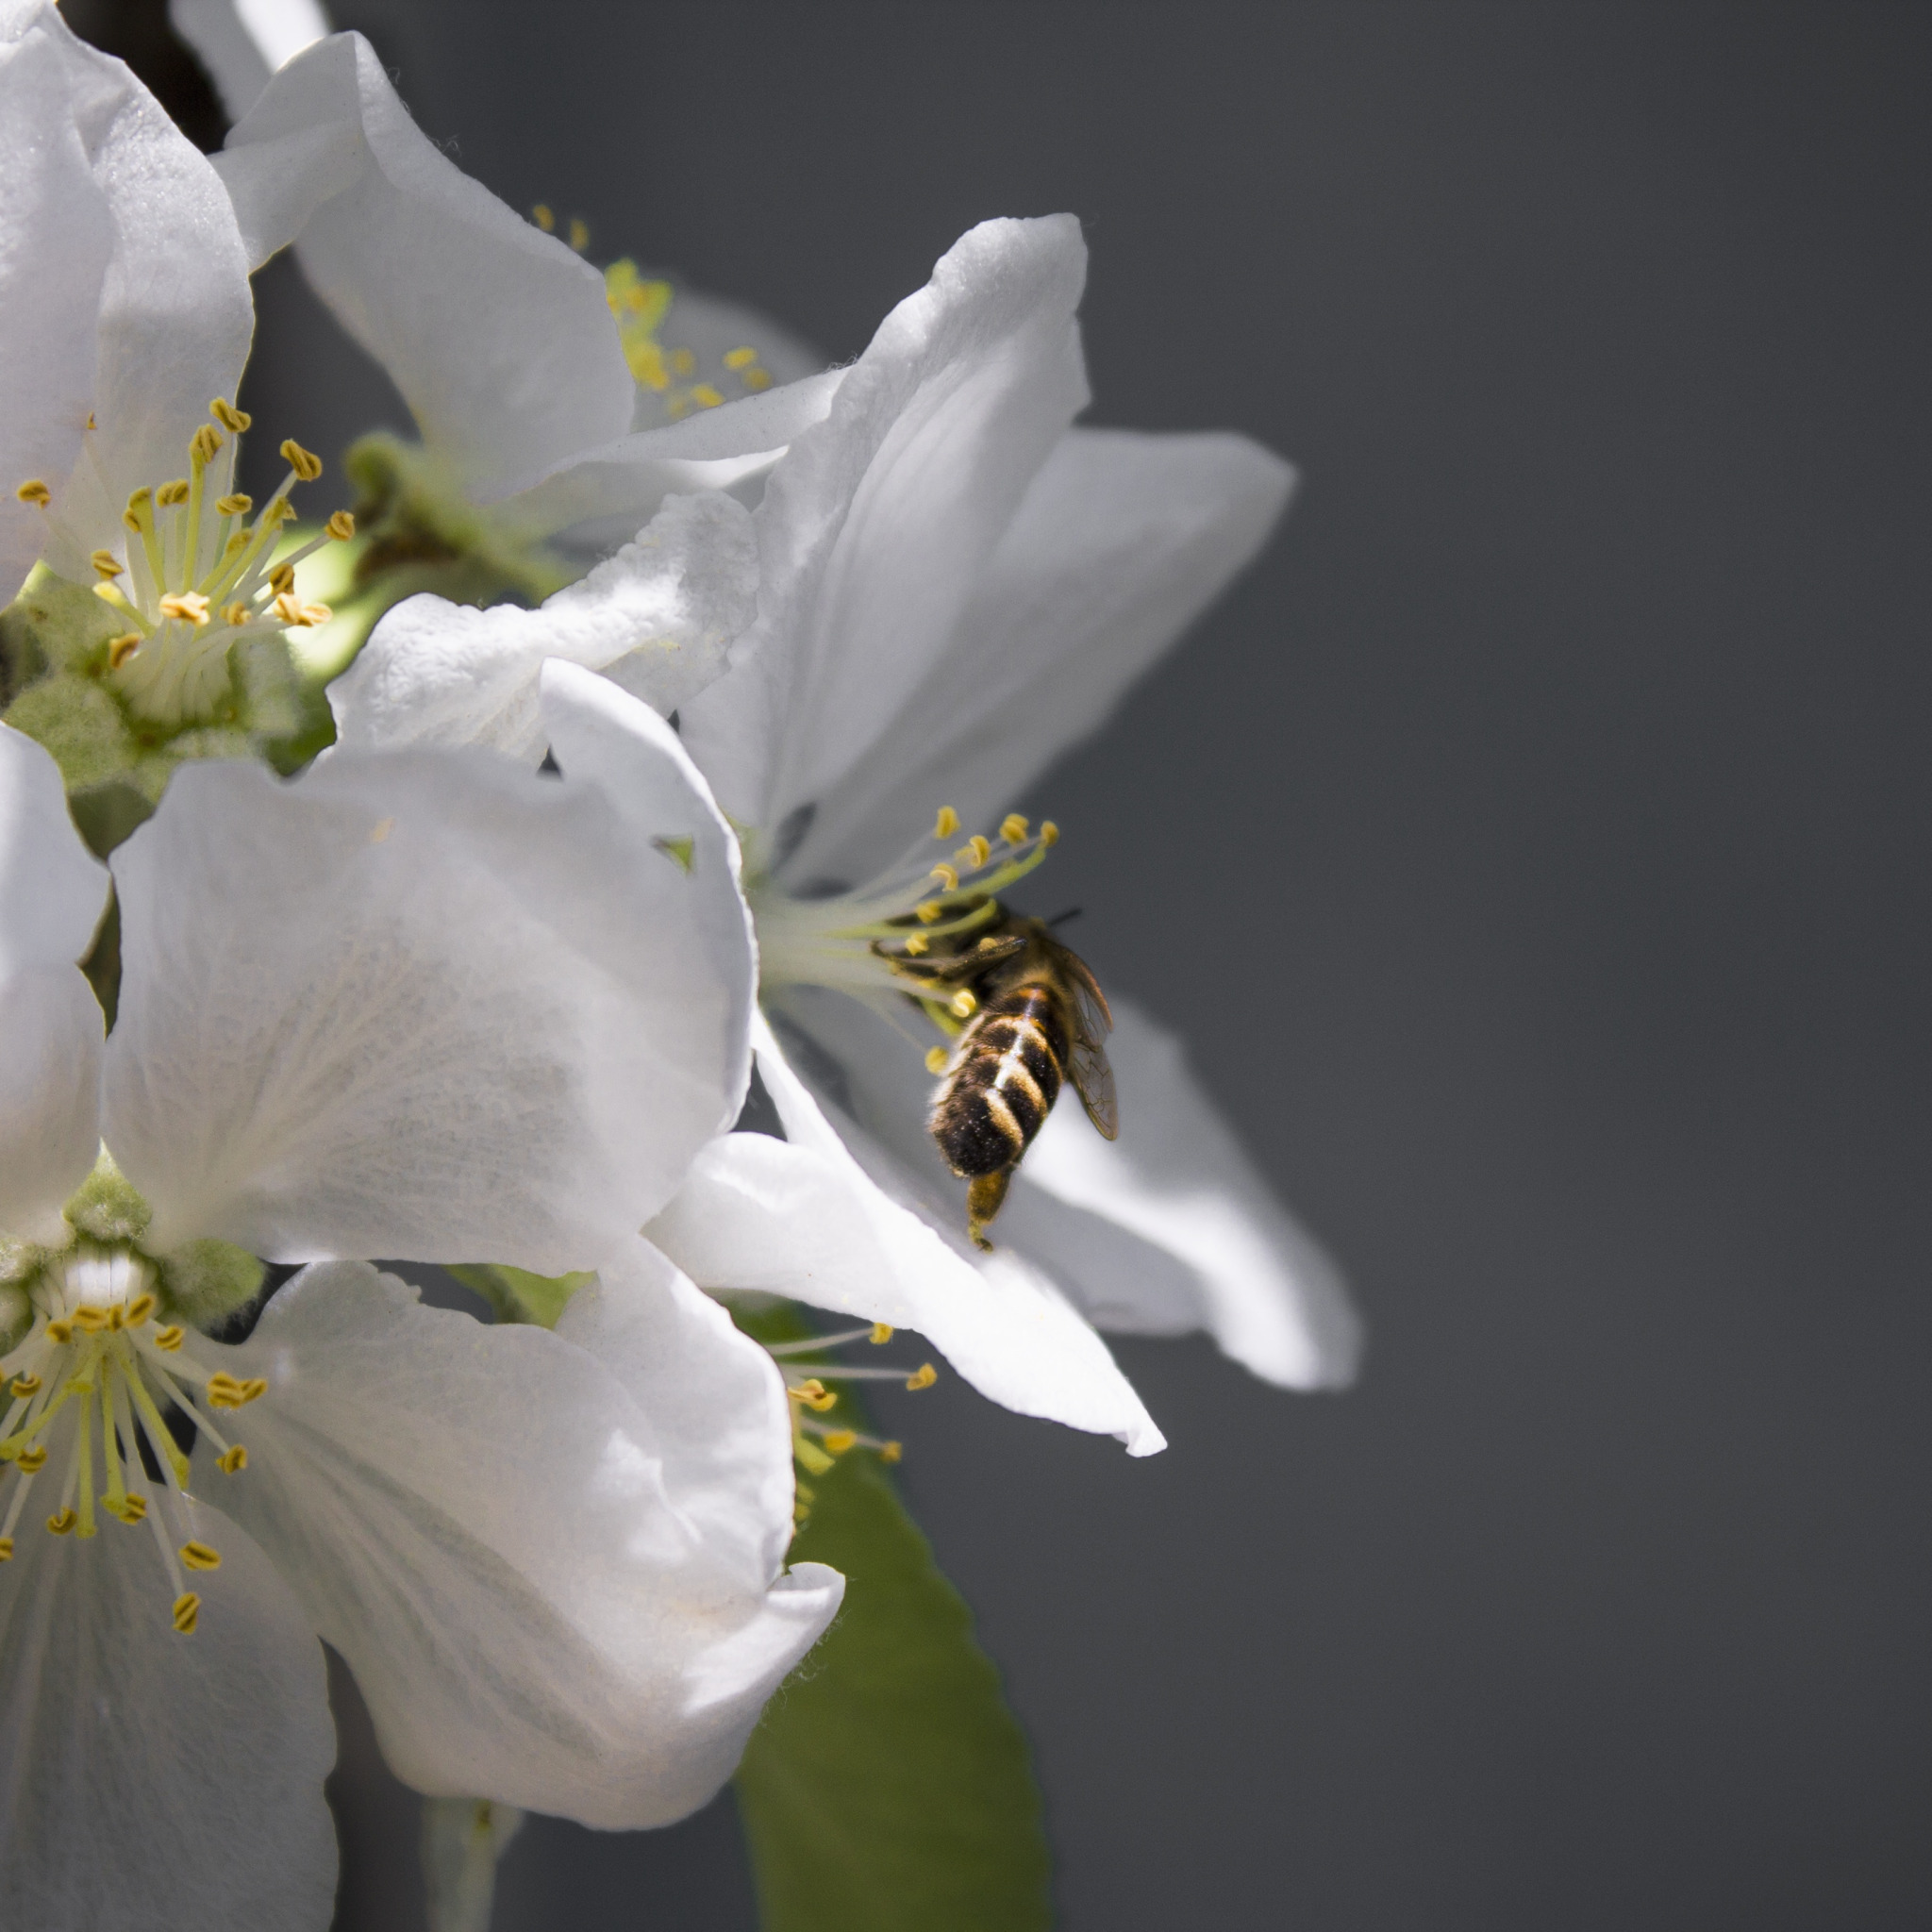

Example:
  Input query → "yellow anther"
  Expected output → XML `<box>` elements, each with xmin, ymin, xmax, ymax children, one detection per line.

<box><xmin>216</xmin><ymin>492</ymin><xmax>252</xmax><ymax>516</ymax></box>
<box><xmin>935</xmin><ymin>806</ymin><xmax>960</xmax><ymax>840</ymax></box>
<box><xmin>743</xmin><ymin>366</ymin><xmax>774</xmax><ymax>391</ymax></box>
<box><xmin>91</xmin><ymin>549</ymin><xmax>123</xmax><ymax>578</ymax></box>
<box><xmin>924</xmin><ymin>1044</ymin><xmax>949</xmax><ymax>1074</ymax></box>
<box><xmin>959</xmin><ymin>836</ymin><xmax>991</xmax><ymax>870</ymax></box>
<box><xmin>108</xmin><ymin>634</ymin><xmax>142</xmax><ymax>670</ymax></box>
<box><xmin>45</xmin><ymin>1321</ymin><xmax>71</xmax><ymax>1345</ymax></box>
<box><xmin>190</xmin><ymin>424</ymin><xmax>224</xmax><ymax>465</ymax></box>
<box><xmin>72</xmin><ymin>1306</ymin><xmax>108</xmax><ymax>1334</ymax></box>
<box><xmin>206</xmin><ymin>1373</ymin><xmax>254</xmax><ymax>1409</ymax></box>
<box><xmin>156</xmin><ymin>479</ymin><xmax>191</xmax><ymax>508</ymax></box>
<box><xmin>221</xmin><ymin>602</ymin><xmax>249</xmax><ymax>627</ymax></box>
<box><xmin>268</xmin><ymin>562</ymin><xmax>295</xmax><ymax>595</ymax></box>
<box><xmin>930</xmin><ymin>864</ymin><xmax>959</xmax><ymax>892</ymax></box>
<box><xmin>126</xmin><ymin>486</ymin><xmax>153</xmax><ymax>515</ymax></box>
<box><xmin>16</xmin><ymin>1447</ymin><xmax>47</xmax><ymax>1474</ymax></box>
<box><xmin>9</xmin><ymin>1374</ymin><xmax>39</xmax><ymax>1398</ymax></box>
<box><xmin>158</xmin><ymin>591</ymin><xmax>211</xmax><ymax>627</ymax></box>
<box><xmin>822</xmin><ymin>1428</ymin><xmax>857</xmax><ymax>1455</ymax></box>
<box><xmin>217</xmin><ymin>1444</ymin><xmax>248</xmax><ymax>1474</ymax></box>
<box><xmin>1041</xmin><ymin>821</ymin><xmax>1059</xmax><ymax>846</ymax></box>
<box><xmin>210</xmin><ymin>398</ymin><xmax>251</xmax><ymax>432</ymax></box>
<box><xmin>880</xmin><ymin>1441</ymin><xmax>904</xmax><ymax>1464</ymax></box>
<box><xmin>903</xmin><ymin>931</ymin><xmax>930</xmax><ymax>957</ymax></box>
<box><xmin>326</xmin><ymin>508</ymin><xmax>357</xmax><ymax>541</ymax></box>
<box><xmin>108</xmin><ymin>1305</ymin><xmax>124</xmax><ymax>1330</ymax></box>
<box><xmin>670</xmin><ymin>347</ymin><xmax>696</xmax><ymax>377</ymax></box>
<box><xmin>179</xmin><ymin>1540</ymin><xmax>222</xmax><ymax>1571</ymax></box>
<box><xmin>111</xmin><ymin>1493</ymin><xmax>148</xmax><ymax>1523</ymax></box>
<box><xmin>279</xmin><ymin>439</ymin><xmax>323</xmax><ymax>482</ymax></box>
<box><xmin>154</xmin><ymin>1325</ymin><xmax>183</xmax><ymax>1352</ymax></box>
<box><xmin>915</xmin><ymin>900</ymin><xmax>944</xmax><ymax>924</ymax></box>
<box><xmin>905</xmin><ymin>1362</ymin><xmax>938</xmax><ymax>1391</ymax></box>
<box><xmin>690</xmin><ymin>383</ymin><xmax>725</xmax><ymax>408</ymax></box>
<box><xmin>172</xmin><ymin>1591</ymin><xmax>200</xmax><ymax>1634</ymax></box>
<box><xmin>870</xmin><ymin>1324</ymin><xmax>894</xmax><ymax>1344</ymax></box>
<box><xmin>125</xmin><ymin>1294</ymin><xmax>154</xmax><ymax>1326</ymax></box>
<box><xmin>242</xmin><ymin>1377</ymin><xmax>267</xmax><ymax>1403</ymax></box>
<box><xmin>788</xmin><ymin>1376</ymin><xmax>825</xmax><ymax>1402</ymax></box>
<box><xmin>568</xmin><ymin>217</ymin><xmax>590</xmax><ymax>252</ymax></box>
<box><xmin>46</xmin><ymin>1508</ymin><xmax>76</xmax><ymax>1536</ymax></box>
<box><xmin>1000</xmin><ymin>813</ymin><xmax>1029</xmax><ymax>843</ymax></box>
<box><xmin>273</xmin><ymin>593</ymin><xmax>332</xmax><ymax>627</ymax></box>
<box><xmin>948</xmin><ymin>989</ymin><xmax>977</xmax><ymax>1020</ymax></box>
<box><xmin>532</xmin><ymin>203</ymin><xmax>556</xmax><ymax>231</ymax></box>
<box><xmin>15</xmin><ymin>479</ymin><xmax>50</xmax><ymax>507</ymax></box>
<box><xmin>724</xmin><ymin>346</ymin><xmax>758</xmax><ymax>370</ymax></box>
<box><xmin>266</xmin><ymin>494</ymin><xmax>298</xmax><ymax>525</ymax></box>
<box><xmin>0</xmin><ymin>1538</ymin><xmax>13</xmax><ymax>1561</ymax></box>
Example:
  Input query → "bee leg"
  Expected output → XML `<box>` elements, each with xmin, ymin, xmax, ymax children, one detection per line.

<box><xmin>966</xmin><ymin>1169</ymin><xmax>1013</xmax><ymax>1251</ymax></box>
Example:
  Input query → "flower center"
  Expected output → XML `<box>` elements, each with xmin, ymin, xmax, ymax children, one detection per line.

<box><xmin>0</xmin><ymin>1223</ymin><xmax>262</xmax><ymax>1637</ymax></box>
<box><xmin>16</xmin><ymin>400</ymin><xmax>350</xmax><ymax>727</ymax></box>
<box><xmin>751</xmin><ymin>807</ymin><xmax>1059</xmax><ymax>1048</ymax></box>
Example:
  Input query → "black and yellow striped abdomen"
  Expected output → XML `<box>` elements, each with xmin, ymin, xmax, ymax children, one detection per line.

<box><xmin>929</xmin><ymin>984</ymin><xmax>1068</xmax><ymax>1178</ymax></box>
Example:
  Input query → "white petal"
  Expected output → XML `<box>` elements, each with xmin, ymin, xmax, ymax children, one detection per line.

<box><xmin>680</xmin><ymin>216</ymin><xmax>1091</xmax><ymax>835</ymax></box>
<box><xmin>0</xmin><ymin>723</ymin><xmax>109</xmax><ymax>975</ymax></box>
<box><xmin>646</xmin><ymin>1012</ymin><xmax>1165</xmax><ymax>1456</ymax></box>
<box><xmin>0</xmin><ymin>727</ymin><xmax>108</xmax><ymax>1239</ymax></box>
<box><xmin>168</xmin><ymin>0</ymin><xmax>328</xmax><ymax>121</ymax></box>
<box><xmin>0</xmin><ymin>7</ymin><xmax>252</xmax><ymax>584</ymax></box>
<box><xmin>215</xmin><ymin>33</ymin><xmax>633</xmax><ymax>491</ymax></box>
<box><xmin>538</xmin><ymin>658</ymin><xmax>757</xmax><ymax>1101</ymax></box>
<box><xmin>210</xmin><ymin>1257</ymin><xmax>841</xmax><ymax>1828</ymax></box>
<box><xmin>482</xmin><ymin>369</ymin><xmax>847</xmax><ymax>552</ymax></box>
<box><xmin>0</xmin><ymin>1499</ymin><xmax>336</xmax><ymax>1931</ymax></box>
<box><xmin>330</xmin><ymin>491</ymin><xmax>756</xmax><ymax>760</ymax></box>
<box><xmin>793</xmin><ymin>425</ymin><xmax>1294</xmax><ymax>887</ymax></box>
<box><xmin>0</xmin><ymin>8</ymin><xmax>114</xmax><ymax>600</ymax></box>
<box><xmin>104</xmin><ymin>741</ymin><xmax>748</xmax><ymax>1266</ymax></box>
<box><xmin>0</xmin><ymin>968</ymin><xmax>103</xmax><ymax>1243</ymax></box>
<box><xmin>1009</xmin><ymin>1000</ymin><xmax>1364</xmax><ymax>1389</ymax></box>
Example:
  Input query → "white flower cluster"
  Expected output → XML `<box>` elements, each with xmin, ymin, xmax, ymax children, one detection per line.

<box><xmin>0</xmin><ymin>0</ymin><xmax>1362</xmax><ymax>1923</ymax></box>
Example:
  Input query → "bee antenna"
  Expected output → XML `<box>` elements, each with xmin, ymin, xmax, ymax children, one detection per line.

<box><xmin>1045</xmin><ymin>906</ymin><xmax>1083</xmax><ymax>928</ymax></box>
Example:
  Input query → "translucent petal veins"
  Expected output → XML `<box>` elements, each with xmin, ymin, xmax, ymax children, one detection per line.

<box><xmin>0</xmin><ymin>1248</ymin><xmax>258</xmax><ymax>1633</ymax></box>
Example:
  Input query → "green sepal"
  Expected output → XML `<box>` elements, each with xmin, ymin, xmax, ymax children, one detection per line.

<box><xmin>156</xmin><ymin>1239</ymin><xmax>266</xmax><ymax>1331</ymax></box>
<box><xmin>445</xmin><ymin>1262</ymin><xmax>592</xmax><ymax>1330</ymax></box>
<box><xmin>732</xmin><ymin>1306</ymin><xmax>1054</xmax><ymax>1932</ymax></box>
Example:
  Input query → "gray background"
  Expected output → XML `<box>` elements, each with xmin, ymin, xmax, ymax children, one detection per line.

<box><xmin>78</xmin><ymin>3</ymin><xmax>1932</xmax><ymax>1926</ymax></box>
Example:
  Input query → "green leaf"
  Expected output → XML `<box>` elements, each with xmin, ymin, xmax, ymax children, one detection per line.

<box><xmin>734</xmin><ymin>1424</ymin><xmax>1054</xmax><ymax>1932</ymax></box>
<box><xmin>443</xmin><ymin>1262</ymin><xmax>591</xmax><ymax>1330</ymax></box>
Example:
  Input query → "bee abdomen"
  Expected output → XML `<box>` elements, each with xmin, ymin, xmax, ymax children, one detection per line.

<box><xmin>929</xmin><ymin>986</ymin><xmax>1066</xmax><ymax>1178</ymax></box>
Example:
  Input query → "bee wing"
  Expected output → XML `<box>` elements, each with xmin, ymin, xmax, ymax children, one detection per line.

<box><xmin>1059</xmin><ymin>950</ymin><xmax>1120</xmax><ymax>1141</ymax></box>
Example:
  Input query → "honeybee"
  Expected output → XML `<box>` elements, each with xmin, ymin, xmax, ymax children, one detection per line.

<box><xmin>878</xmin><ymin>908</ymin><xmax>1118</xmax><ymax>1247</ymax></box>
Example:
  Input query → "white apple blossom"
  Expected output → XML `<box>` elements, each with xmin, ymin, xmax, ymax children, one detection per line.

<box><xmin>0</xmin><ymin>669</ymin><xmax>840</xmax><ymax>1928</ymax></box>
<box><xmin>194</xmin><ymin>22</ymin><xmax>832</xmax><ymax>558</ymax></box>
<box><xmin>331</xmin><ymin>214</ymin><xmax>1363</xmax><ymax>1457</ymax></box>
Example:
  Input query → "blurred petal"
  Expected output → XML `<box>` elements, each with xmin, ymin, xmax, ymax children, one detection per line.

<box><xmin>681</xmin><ymin>215</ymin><xmax>1091</xmax><ymax>836</ymax></box>
<box><xmin>212</xmin><ymin>1258</ymin><xmax>841</xmax><ymax>1828</ymax></box>
<box><xmin>215</xmin><ymin>32</ymin><xmax>633</xmax><ymax>491</ymax></box>
<box><xmin>647</xmin><ymin>1012</ymin><xmax>1166</xmax><ymax>1456</ymax></box>
<box><xmin>169</xmin><ymin>0</ymin><xmax>328</xmax><ymax>121</ymax></box>
<box><xmin>795</xmin><ymin>425</ymin><xmax>1294</xmax><ymax>886</ymax></box>
<box><xmin>331</xmin><ymin>490</ymin><xmax>756</xmax><ymax>759</ymax></box>
<box><xmin>0</xmin><ymin>1502</ymin><xmax>337</xmax><ymax>1931</ymax></box>
<box><xmin>0</xmin><ymin>8</ymin><xmax>112</xmax><ymax>600</ymax></box>
<box><xmin>1011</xmin><ymin>1000</ymin><xmax>1364</xmax><ymax>1389</ymax></box>
<box><xmin>104</xmin><ymin>741</ymin><xmax>746</xmax><ymax>1267</ymax></box>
